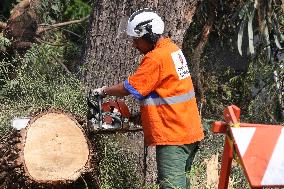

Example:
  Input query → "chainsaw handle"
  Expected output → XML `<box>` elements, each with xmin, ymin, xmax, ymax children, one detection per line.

<box><xmin>98</xmin><ymin>96</ymin><xmax>103</xmax><ymax>128</ymax></box>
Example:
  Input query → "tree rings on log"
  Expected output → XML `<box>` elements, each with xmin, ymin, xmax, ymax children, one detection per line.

<box><xmin>21</xmin><ymin>110</ymin><xmax>90</xmax><ymax>185</ymax></box>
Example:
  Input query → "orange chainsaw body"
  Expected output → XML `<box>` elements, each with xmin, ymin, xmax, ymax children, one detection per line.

<box><xmin>101</xmin><ymin>100</ymin><xmax>131</xmax><ymax>125</ymax></box>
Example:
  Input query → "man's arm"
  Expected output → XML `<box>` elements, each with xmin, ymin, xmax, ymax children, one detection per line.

<box><xmin>103</xmin><ymin>83</ymin><xmax>130</xmax><ymax>97</ymax></box>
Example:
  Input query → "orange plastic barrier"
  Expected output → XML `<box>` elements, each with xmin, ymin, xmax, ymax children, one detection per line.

<box><xmin>212</xmin><ymin>105</ymin><xmax>284</xmax><ymax>189</ymax></box>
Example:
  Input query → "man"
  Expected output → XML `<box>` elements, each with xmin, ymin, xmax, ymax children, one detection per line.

<box><xmin>92</xmin><ymin>9</ymin><xmax>204</xmax><ymax>189</ymax></box>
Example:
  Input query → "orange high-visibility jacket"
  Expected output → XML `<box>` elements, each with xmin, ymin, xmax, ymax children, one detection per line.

<box><xmin>124</xmin><ymin>38</ymin><xmax>204</xmax><ymax>146</ymax></box>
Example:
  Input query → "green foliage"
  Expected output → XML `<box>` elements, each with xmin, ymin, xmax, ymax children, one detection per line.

<box><xmin>183</xmin><ymin>1</ymin><xmax>283</xmax><ymax>187</ymax></box>
<box><xmin>236</xmin><ymin>0</ymin><xmax>284</xmax><ymax>59</ymax></box>
<box><xmin>0</xmin><ymin>43</ymin><xmax>86</xmax><ymax>133</ymax></box>
<box><xmin>94</xmin><ymin>134</ymin><xmax>144</xmax><ymax>189</ymax></box>
<box><xmin>62</xmin><ymin>0</ymin><xmax>91</xmax><ymax>44</ymax></box>
<box><xmin>202</xmin><ymin>66</ymin><xmax>244</xmax><ymax>119</ymax></box>
<box><xmin>0</xmin><ymin>35</ymin><xmax>11</xmax><ymax>49</ymax></box>
<box><xmin>32</xmin><ymin>0</ymin><xmax>91</xmax><ymax>49</ymax></box>
<box><xmin>234</xmin><ymin>1</ymin><xmax>284</xmax><ymax>123</ymax></box>
<box><xmin>64</xmin><ymin>0</ymin><xmax>92</xmax><ymax>20</ymax></box>
<box><xmin>190</xmin><ymin>0</ymin><xmax>284</xmax><ymax>123</ymax></box>
<box><xmin>240</xmin><ymin>58</ymin><xmax>283</xmax><ymax>123</ymax></box>
<box><xmin>34</xmin><ymin>0</ymin><xmax>91</xmax><ymax>23</ymax></box>
<box><xmin>237</xmin><ymin>1</ymin><xmax>256</xmax><ymax>56</ymax></box>
<box><xmin>0</xmin><ymin>35</ymin><xmax>13</xmax><ymax>86</ymax></box>
<box><xmin>35</xmin><ymin>0</ymin><xmax>71</xmax><ymax>23</ymax></box>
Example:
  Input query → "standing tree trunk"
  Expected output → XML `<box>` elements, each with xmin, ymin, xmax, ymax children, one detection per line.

<box><xmin>190</xmin><ymin>0</ymin><xmax>217</xmax><ymax>115</ymax></box>
<box><xmin>81</xmin><ymin>0</ymin><xmax>198</xmax><ymax>187</ymax></box>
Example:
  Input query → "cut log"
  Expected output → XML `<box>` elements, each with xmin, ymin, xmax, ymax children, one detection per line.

<box><xmin>0</xmin><ymin>110</ymin><xmax>98</xmax><ymax>188</ymax></box>
<box><xmin>22</xmin><ymin>111</ymin><xmax>90</xmax><ymax>184</ymax></box>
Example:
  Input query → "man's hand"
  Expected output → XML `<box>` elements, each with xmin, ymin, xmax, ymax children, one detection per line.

<box><xmin>91</xmin><ymin>86</ymin><xmax>107</xmax><ymax>97</ymax></box>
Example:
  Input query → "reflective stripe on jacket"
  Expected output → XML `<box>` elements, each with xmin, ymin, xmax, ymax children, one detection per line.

<box><xmin>124</xmin><ymin>38</ymin><xmax>204</xmax><ymax>146</ymax></box>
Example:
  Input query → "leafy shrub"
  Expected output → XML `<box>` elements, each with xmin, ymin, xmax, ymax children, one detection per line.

<box><xmin>0</xmin><ymin>43</ymin><xmax>86</xmax><ymax>133</ymax></box>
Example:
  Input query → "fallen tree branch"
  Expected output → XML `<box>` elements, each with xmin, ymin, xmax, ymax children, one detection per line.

<box><xmin>0</xmin><ymin>22</ymin><xmax>7</xmax><ymax>30</ymax></box>
<box><xmin>57</xmin><ymin>27</ymin><xmax>82</xmax><ymax>38</ymax></box>
<box><xmin>37</xmin><ymin>16</ymin><xmax>89</xmax><ymax>34</ymax></box>
<box><xmin>35</xmin><ymin>37</ymin><xmax>65</xmax><ymax>46</ymax></box>
<box><xmin>13</xmin><ymin>41</ymin><xmax>33</xmax><ymax>49</ymax></box>
<box><xmin>10</xmin><ymin>0</ymin><xmax>31</xmax><ymax>20</ymax></box>
<box><xmin>50</xmin><ymin>53</ymin><xmax>72</xmax><ymax>75</ymax></box>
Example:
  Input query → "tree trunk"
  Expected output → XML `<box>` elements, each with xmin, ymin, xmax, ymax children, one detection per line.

<box><xmin>190</xmin><ymin>0</ymin><xmax>217</xmax><ymax>115</ymax></box>
<box><xmin>0</xmin><ymin>110</ymin><xmax>99</xmax><ymax>189</ymax></box>
<box><xmin>81</xmin><ymin>0</ymin><xmax>198</xmax><ymax>187</ymax></box>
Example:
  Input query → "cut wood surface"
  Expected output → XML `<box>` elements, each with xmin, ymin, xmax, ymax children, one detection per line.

<box><xmin>23</xmin><ymin>111</ymin><xmax>90</xmax><ymax>183</ymax></box>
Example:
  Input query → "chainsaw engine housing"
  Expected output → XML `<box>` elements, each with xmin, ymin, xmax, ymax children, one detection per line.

<box><xmin>87</xmin><ymin>94</ymin><xmax>131</xmax><ymax>131</ymax></box>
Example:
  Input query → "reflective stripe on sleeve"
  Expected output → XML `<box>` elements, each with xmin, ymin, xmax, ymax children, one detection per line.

<box><xmin>141</xmin><ymin>90</ymin><xmax>195</xmax><ymax>106</ymax></box>
<box><xmin>123</xmin><ymin>80</ymin><xmax>144</xmax><ymax>100</ymax></box>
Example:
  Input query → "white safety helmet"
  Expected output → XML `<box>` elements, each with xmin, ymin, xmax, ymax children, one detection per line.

<box><xmin>126</xmin><ymin>9</ymin><xmax>164</xmax><ymax>38</ymax></box>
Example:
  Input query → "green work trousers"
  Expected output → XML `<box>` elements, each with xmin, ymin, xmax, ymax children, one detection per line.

<box><xmin>156</xmin><ymin>142</ymin><xmax>199</xmax><ymax>189</ymax></box>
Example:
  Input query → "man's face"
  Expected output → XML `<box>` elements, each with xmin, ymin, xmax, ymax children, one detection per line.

<box><xmin>132</xmin><ymin>37</ymin><xmax>152</xmax><ymax>54</ymax></box>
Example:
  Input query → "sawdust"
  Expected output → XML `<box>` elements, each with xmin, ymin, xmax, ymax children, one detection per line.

<box><xmin>203</xmin><ymin>154</ymin><xmax>242</xmax><ymax>189</ymax></box>
<box><xmin>205</xmin><ymin>154</ymin><xmax>219</xmax><ymax>188</ymax></box>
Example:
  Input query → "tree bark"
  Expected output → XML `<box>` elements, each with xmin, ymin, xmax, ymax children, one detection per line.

<box><xmin>81</xmin><ymin>0</ymin><xmax>198</xmax><ymax>187</ymax></box>
<box><xmin>190</xmin><ymin>0</ymin><xmax>217</xmax><ymax>113</ymax></box>
<box><xmin>82</xmin><ymin>0</ymin><xmax>198</xmax><ymax>88</ymax></box>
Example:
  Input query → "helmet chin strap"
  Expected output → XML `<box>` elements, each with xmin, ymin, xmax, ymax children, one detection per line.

<box><xmin>145</xmin><ymin>24</ymin><xmax>156</xmax><ymax>43</ymax></box>
<box><xmin>145</xmin><ymin>24</ymin><xmax>152</xmax><ymax>33</ymax></box>
<box><xmin>144</xmin><ymin>24</ymin><xmax>161</xmax><ymax>46</ymax></box>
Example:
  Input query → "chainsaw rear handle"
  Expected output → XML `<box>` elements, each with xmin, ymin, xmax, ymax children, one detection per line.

<box><xmin>88</xmin><ymin>88</ymin><xmax>106</xmax><ymax>98</ymax></box>
<box><xmin>97</xmin><ymin>97</ymin><xmax>103</xmax><ymax>128</ymax></box>
<box><xmin>87</xmin><ymin>90</ymin><xmax>104</xmax><ymax>111</ymax></box>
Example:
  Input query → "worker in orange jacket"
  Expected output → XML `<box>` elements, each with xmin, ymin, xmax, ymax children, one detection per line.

<box><xmin>92</xmin><ymin>9</ymin><xmax>204</xmax><ymax>189</ymax></box>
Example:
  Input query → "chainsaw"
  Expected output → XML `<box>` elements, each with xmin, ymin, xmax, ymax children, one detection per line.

<box><xmin>86</xmin><ymin>90</ymin><xmax>142</xmax><ymax>133</ymax></box>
